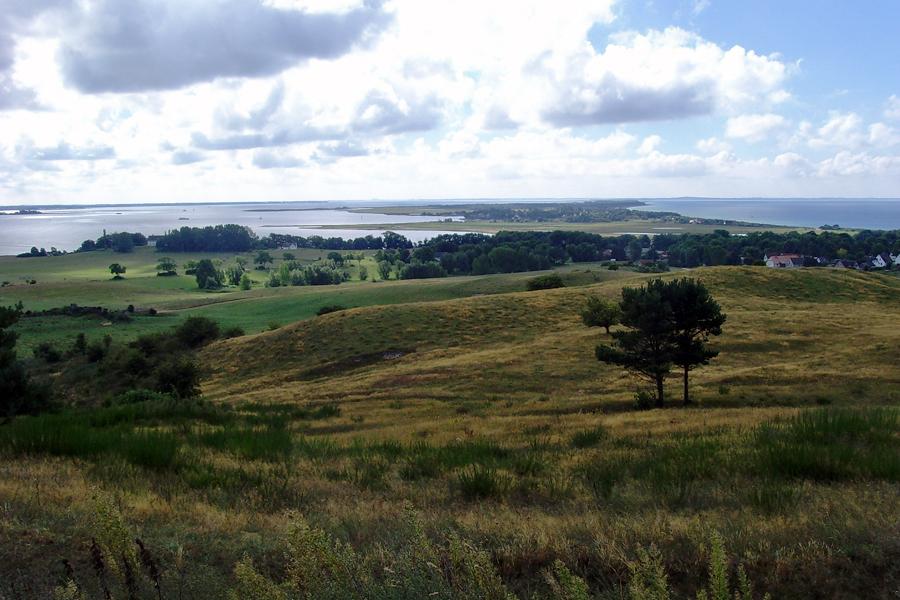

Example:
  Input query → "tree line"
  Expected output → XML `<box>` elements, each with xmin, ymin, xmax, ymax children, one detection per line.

<box><xmin>70</xmin><ymin>224</ymin><xmax>899</xmax><ymax>275</ymax></box>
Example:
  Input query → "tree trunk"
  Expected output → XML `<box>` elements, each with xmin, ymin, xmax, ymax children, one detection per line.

<box><xmin>604</xmin><ymin>325</ymin><xmax>610</xmax><ymax>334</ymax></box>
<box><xmin>683</xmin><ymin>365</ymin><xmax>691</xmax><ymax>406</ymax></box>
<box><xmin>655</xmin><ymin>375</ymin><xmax>665</xmax><ymax>408</ymax></box>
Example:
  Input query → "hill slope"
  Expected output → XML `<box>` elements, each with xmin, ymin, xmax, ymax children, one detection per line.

<box><xmin>202</xmin><ymin>267</ymin><xmax>900</xmax><ymax>417</ymax></box>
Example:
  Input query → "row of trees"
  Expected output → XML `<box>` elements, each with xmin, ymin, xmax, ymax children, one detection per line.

<box><xmin>79</xmin><ymin>231</ymin><xmax>148</xmax><ymax>253</ymax></box>
<box><xmin>584</xmin><ymin>278</ymin><xmax>726</xmax><ymax>407</ymax></box>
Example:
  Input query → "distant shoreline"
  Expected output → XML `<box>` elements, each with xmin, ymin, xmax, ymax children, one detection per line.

<box><xmin>2</xmin><ymin>197</ymin><xmax>899</xmax><ymax>211</ymax></box>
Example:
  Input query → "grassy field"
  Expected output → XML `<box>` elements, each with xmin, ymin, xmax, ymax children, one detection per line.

<box><xmin>1</xmin><ymin>265</ymin><xmax>898</xmax><ymax>598</ymax></box>
<box><xmin>0</xmin><ymin>246</ymin><xmax>635</xmax><ymax>353</ymax></box>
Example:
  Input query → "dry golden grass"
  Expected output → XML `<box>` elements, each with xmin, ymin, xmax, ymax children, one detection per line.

<box><xmin>1</xmin><ymin>266</ymin><xmax>899</xmax><ymax>598</ymax></box>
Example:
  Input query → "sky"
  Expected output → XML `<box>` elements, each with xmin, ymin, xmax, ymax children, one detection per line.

<box><xmin>0</xmin><ymin>0</ymin><xmax>898</xmax><ymax>204</ymax></box>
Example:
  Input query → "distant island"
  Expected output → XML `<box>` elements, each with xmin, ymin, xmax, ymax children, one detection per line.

<box><xmin>1</xmin><ymin>209</ymin><xmax>42</xmax><ymax>215</ymax></box>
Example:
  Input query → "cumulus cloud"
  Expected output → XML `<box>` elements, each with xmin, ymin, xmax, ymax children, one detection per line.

<box><xmin>797</xmin><ymin>111</ymin><xmax>898</xmax><ymax>150</ymax></box>
<box><xmin>58</xmin><ymin>0</ymin><xmax>392</xmax><ymax>93</ymax></box>
<box><xmin>817</xmin><ymin>151</ymin><xmax>900</xmax><ymax>177</ymax></box>
<box><xmin>535</xmin><ymin>28</ymin><xmax>788</xmax><ymax>126</ymax></box>
<box><xmin>725</xmin><ymin>113</ymin><xmax>787</xmax><ymax>142</ymax></box>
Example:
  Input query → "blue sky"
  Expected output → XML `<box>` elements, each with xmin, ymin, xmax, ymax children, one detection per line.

<box><xmin>0</xmin><ymin>0</ymin><xmax>898</xmax><ymax>203</ymax></box>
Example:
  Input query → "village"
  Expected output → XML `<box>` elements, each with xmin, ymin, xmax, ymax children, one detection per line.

<box><xmin>764</xmin><ymin>251</ymin><xmax>900</xmax><ymax>270</ymax></box>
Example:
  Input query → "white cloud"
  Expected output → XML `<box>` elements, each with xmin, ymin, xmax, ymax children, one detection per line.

<box><xmin>696</xmin><ymin>137</ymin><xmax>731</xmax><ymax>153</ymax></box>
<box><xmin>867</xmin><ymin>123</ymin><xmax>899</xmax><ymax>148</ymax></box>
<box><xmin>1</xmin><ymin>0</ymin><xmax>898</xmax><ymax>202</ymax></box>
<box><xmin>637</xmin><ymin>135</ymin><xmax>662</xmax><ymax>155</ymax></box>
<box><xmin>885</xmin><ymin>95</ymin><xmax>900</xmax><ymax>121</ymax></box>
<box><xmin>725</xmin><ymin>113</ymin><xmax>787</xmax><ymax>142</ymax></box>
<box><xmin>533</xmin><ymin>28</ymin><xmax>789</xmax><ymax>126</ymax></box>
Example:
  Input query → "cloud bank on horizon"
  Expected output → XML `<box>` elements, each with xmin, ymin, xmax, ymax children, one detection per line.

<box><xmin>0</xmin><ymin>0</ymin><xmax>898</xmax><ymax>203</ymax></box>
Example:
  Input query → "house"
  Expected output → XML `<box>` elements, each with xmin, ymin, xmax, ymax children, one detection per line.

<box><xmin>832</xmin><ymin>259</ymin><xmax>859</xmax><ymax>270</ymax></box>
<box><xmin>892</xmin><ymin>253</ymin><xmax>900</xmax><ymax>267</ymax></box>
<box><xmin>872</xmin><ymin>253</ymin><xmax>892</xmax><ymax>269</ymax></box>
<box><xmin>765</xmin><ymin>254</ymin><xmax>800</xmax><ymax>268</ymax></box>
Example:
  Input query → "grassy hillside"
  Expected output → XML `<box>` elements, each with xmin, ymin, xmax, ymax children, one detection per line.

<box><xmin>1</xmin><ymin>266</ymin><xmax>898</xmax><ymax>598</ymax></box>
<box><xmin>1</xmin><ymin>246</ymin><xmax>633</xmax><ymax>353</ymax></box>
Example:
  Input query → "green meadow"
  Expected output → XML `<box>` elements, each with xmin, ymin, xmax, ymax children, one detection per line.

<box><xmin>0</xmin><ymin>246</ymin><xmax>634</xmax><ymax>353</ymax></box>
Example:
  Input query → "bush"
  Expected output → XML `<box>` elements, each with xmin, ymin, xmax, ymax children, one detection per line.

<box><xmin>86</xmin><ymin>341</ymin><xmax>107</xmax><ymax>363</ymax></box>
<box><xmin>33</xmin><ymin>341</ymin><xmax>62</xmax><ymax>363</ymax></box>
<box><xmin>112</xmin><ymin>389</ymin><xmax>175</xmax><ymax>405</ymax></box>
<box><xmin>221</xmin><ymin>326</ymin><xmax>245</xmax><ymax>339</ymax></box>
<box><xmin>175</xmin><ymin>316</ymin><xmax>220</xmax><ymax>348</ymax></box>
<box><xmin>634</xmin><ymin>390</ymin><xmax>655</xmax><ymax>410</ymax></box>
<box><xmin>316</xmin><ymin>304</ymin><xmax>347</xmax><ymax>316</ymax></box>
<box><xmin>526</xmin><ymin>273</ymin><xmax>565</xmax><ymax>291</ymax></box>
<box><xmin>154</xmin><ymin>356</ymin><xmax>201</xmax><ymax>398</ymax></box>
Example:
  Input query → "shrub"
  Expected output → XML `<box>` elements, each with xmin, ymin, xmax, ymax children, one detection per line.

<box><xmin>175</xmin><ymin>316</ymin><xmax>220</xmax><ymax>348</ymax></box>
<box><xmin>316</xmin><ymin>304</ymin><xmax>347</xmax><ymax>316</ymax></box>
<box><xmin>634</xmin><ymin>390</ymin><xmax>655</xmax><ymax>410</ymax></box>
<box><xmin>154</xmin><ymin>356</ymin><xmax>201</xmax><ymax>398</ymax></box>
<box><xmin>86</xmin><ymin>341</ymin><xmax>107</xmax><ymax>363</ymax></box>
<box><xmin>526</xmin><ymin>273</ymin><xmax>565</xmax><ymax>291</ymax></box>
<box><xmin>221</xmin><ymin>326</ymin><xmax>245</xmax><ymax>339</ymax></box>
<box><xmin>112</xmin><ymin>389</ymin><xmax>175</xmax><ymax>405</ymax></box>
<box><xmin>33</xmin><ymin>341</ymin><xmax>62</xmax><ymax>363</ymax></box>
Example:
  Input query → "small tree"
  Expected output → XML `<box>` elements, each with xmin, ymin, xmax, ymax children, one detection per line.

<box><xmin>377</xmin><ymin>260</ymin><xmax>392</xmax><ymax>281</ymax></box>
<box><xmin>156</xmin><ymin>257</ymin><xmax>177</xmax><ymax>276</ymax></box>
<box><xmin>226</xmin><ymin>265</ymin><xmax>244</xmax><ymax>286</ymax></box>
<box><xmin>109</xmin><ymin>263</ymin><xmax>126</xmax><ymax>279</ymax></box>
<box><xmin>239</xmin><ymin>273</ymin><xmax>252</xmax><ymax>290</ymax></box>
<box><xmin>194</xmin><ymin>259</ymin><xmax>222</xmax><ymax>290</ymax></box>
<box><xmin>254</xmin><ymin>251</ymin><xmax>273</xmax><ymax>270</ymax></box>
<box><xmin>327</xmin><ymin>251</ymin><xmax>344</xmax><ymax>268</ymax></box>
<box><xmin>1</xmin><ymin>302</ymin><xmax>50</xmax><ymax>417</ymax></box>
<box><xmin>595</xmin><ymin>280</ymin><xmax>674</xmax><ymax>407</ymax></box>
<box><xmin>665</xmin><ymin>278</ymin><xmax>726</xmax><ymax>405</ymax></box>
<box><xmin>581</xmin><ymin>296</ymin><xmax>622</xmax><ymax>334</ymax></box>
<box><xmin>359</xmin><ymin>265</ymin><xmax>369</xmax><ymax>281</ymax></box>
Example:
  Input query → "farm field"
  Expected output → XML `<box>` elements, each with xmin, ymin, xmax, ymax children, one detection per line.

<box><xmin>1</xmin><ymin>264</ymin><xmax>898</xmax><ymax>598</ymax></box>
